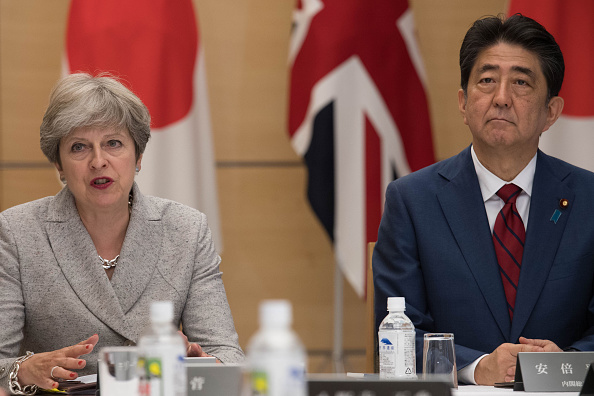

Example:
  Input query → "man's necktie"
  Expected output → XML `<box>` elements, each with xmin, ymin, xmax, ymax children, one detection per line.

<box><xmin>492</xmin><ymin>184</ymin><xmax>525</xmax><ymax>320</ymax></box>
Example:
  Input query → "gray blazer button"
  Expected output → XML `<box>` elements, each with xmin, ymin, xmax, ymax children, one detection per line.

<box><xmin>123</xmin><ymin>340</ymin><xmax>136</xmax><ymax>346</ymax></box>
<box><xmin>0</xmin><ymin>367</ymin><xmax>5</xmax><ymax>374</ymax></box>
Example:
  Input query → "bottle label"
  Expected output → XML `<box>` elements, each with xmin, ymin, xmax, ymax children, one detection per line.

<box><xmin>378</xmin><ymin>330</ymin><xmax>416</xmax><ymax>379</ymax></box>
<box><xmin>250</xmin><ymin>370</ymin><xmax>269</xmax><ymax>396</ymax></box>
<box><xmin>249</xmin><ymin>356</ymin><xmax>305</xmax><ymax>396</ymax></box>
<box><xmin>137</xmin><ymin>351</ymin><xmax>186</xmax><ymax>396</ymax></box>
<box><xmin>148</xmin><ymin>357</ymin><xmax>164</xmax><ymax>396</ymax></box>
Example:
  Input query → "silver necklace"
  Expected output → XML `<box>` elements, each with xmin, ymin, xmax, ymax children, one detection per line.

<box><xmin>99</xmin><ymin>254</ymin><xmax>119</xmax><ymax>269</ymax></box>
<box><xmin>98</xmin><ymin>192</ymin><xmax>132</xmax><ymax>270</ymax></box>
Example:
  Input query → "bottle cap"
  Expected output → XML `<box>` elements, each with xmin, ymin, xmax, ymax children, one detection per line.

<box><xmin>150</xmin><ymin>301</ymin><xmax>174</xmax><ymax>323</ymax></box>
<box><xmin>259</xmin><ymin>299</ymin><xmax>292</xmax><ymax>327</ymax></box>
<box><xmin>387</xmin><ymin>297</ymin><xmax>406</xmax><ymax>312</ymax></box>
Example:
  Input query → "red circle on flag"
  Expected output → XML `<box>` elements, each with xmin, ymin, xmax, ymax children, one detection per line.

<box><xmin>66</xmin><ymin>0</ymin><xmax>198</xmax><ymax>128</ymax></box>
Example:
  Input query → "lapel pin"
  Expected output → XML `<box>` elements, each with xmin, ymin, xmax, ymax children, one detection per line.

<box><xmin>550</xmin><ymin>209</ymin><xmax>562</xmax><ymax>224</ymax></box>
<box><xmin>551</xmin><ymin>199</ymin><xmax>569</xmax><ymax>224</ymax></box>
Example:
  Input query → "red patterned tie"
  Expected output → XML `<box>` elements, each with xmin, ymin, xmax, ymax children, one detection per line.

<box><xmin>492</xmin><ymin>184</ymin><xmax>525</xmax><ymax>320</ymax></box>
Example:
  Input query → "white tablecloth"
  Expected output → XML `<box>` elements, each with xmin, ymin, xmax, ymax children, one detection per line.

<box><xmin>455</xmin><ymin>385</ymin><xmax>579</xmax><ymax>396</ymax></box>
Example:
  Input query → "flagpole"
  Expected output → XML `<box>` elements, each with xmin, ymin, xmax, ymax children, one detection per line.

<box><xmin>333</xmin><ymin>259</ymin><xmax>345</xmax><ymax>373</ymax></box>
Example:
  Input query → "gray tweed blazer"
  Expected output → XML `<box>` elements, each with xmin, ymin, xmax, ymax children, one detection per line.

<box><xmin>0</xmin><ymin>183</ymin><xmax>244</xmax><ymax>388</ymax></box>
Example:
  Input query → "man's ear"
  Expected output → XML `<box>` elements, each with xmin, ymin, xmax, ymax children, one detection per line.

<box><xmin>542</xmin><ymin>96</ymin><xmax>564</xmax><ymax>133</ymax></box>
<box><xmin>458</xmin><ymin>89</ymin><xmax>468</xmax><ymax>125</ymax></box>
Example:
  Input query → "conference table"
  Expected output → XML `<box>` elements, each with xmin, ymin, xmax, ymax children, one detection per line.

<box><xmin>45</xmin><ymin>380</ymin><xmax>581</xmax><ymax>395</ymax></box>
<box><xmin>80</xmin><ymin>371</ymin><xmax>585</xmax><ymax>395</ymax></box>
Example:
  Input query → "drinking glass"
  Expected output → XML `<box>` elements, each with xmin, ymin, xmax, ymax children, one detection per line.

<box><xmin>422</xmin><ymin>333</ymin><xmax>457</xmax><ymax>388</ymax></box>
<box><xmin>99</xmin><ymin>346</ymin><xmax>139</xmax><ymax>396</ymax></box>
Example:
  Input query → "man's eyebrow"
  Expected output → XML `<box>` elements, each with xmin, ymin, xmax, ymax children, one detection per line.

<box><xmin>512</xmin><ymin>65</ymin><xmax>536</xmax><ymax>78</ymax></box>
<box><xmin>476</xmin><ymin>64</ymin><xmax>536</xmax><ymax>79</ymax></box>
<box><xmin>477</xmin><ymin>64</ymin><xmax>499</xmax><ymax>73</ymax></box>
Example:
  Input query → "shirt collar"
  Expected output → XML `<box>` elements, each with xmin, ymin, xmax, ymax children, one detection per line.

<box><xmin>471</xmin><ymin>145</ymin><xmax>536</xmax><ymax>202</ymax></box>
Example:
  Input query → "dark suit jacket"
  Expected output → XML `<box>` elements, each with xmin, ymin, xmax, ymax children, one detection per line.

<box><xmin>373</xmin><ymin>146</ymin><xmax>594</xmax><ymax>375</ymax></box>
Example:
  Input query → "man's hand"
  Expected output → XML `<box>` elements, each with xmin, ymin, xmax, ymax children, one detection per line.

<box><xmin>519</xmin><ymin>336</ymin><xmax>562</xmax><ymax>352</ymax></box>
<box><xmin>474</xmin><ymin>342</ymin><xmax>545</xmax><ymax>385</ymax></box>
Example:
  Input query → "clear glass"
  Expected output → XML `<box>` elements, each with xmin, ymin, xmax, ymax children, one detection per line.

<box><xmin>422</xmin><ymin>333</ymin><xmax>457</xmax><ymax>388</ymax></box>
<box><xmin>99</xmin><ymin>346</ymin><xmax>138</xmax><ymax>396</ymax></box>
<box><xmin>378</xmin><ymin>311</ymin><xmax>416</xmax><ymax>379</ymax></box>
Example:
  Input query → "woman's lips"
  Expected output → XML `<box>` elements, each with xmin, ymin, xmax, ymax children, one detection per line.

<box><xmin>90</xmin><ymin>177</ymin><xmax>114</xmax><ymax>189</ymax></box>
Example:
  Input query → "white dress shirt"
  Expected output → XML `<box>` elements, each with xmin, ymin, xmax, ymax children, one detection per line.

<box><xmin>457</xmin><ymin>145</ymin><xmax>536</xmax><ymax>384</ymax></box>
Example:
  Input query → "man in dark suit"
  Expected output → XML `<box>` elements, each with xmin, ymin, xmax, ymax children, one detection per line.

<box><xmin>373</xmin><ymin>14</ymin><xmax>594</xmax><ymax>385</ymax></box>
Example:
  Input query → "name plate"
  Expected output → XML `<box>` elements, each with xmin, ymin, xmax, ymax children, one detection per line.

<box><xmin>308</xmin><ymin>377</ymin><xmax>451</xmax><ymax>396</ymax></box>
<box><xmin>186</xmin><ymin>363</ymin><xmax>242</xmax><ymax>395</ymax></box>
<box><xmin>513</xmin><ymin>352</ymin><xmax>594</xmax><ymax>392</ymax></box>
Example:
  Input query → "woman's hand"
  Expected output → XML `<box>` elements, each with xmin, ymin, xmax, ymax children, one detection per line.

<box><xmin>177</xmin><ymin>331</ymin><xmax>220</xmax><ymax>362</ymax></box>
<box><xmin>17</xmin><ymin>334</ymin><xmax>99</xmax><ymax>389</ymax></box>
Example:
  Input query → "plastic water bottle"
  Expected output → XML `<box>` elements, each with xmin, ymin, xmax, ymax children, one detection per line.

<box><xmin>378</xmin><ymin>297</ymin><xmax>416</xmax><ymax>379</ymax></box>
<box><xmin>137</xmin><ymin>301</ymin><xmax>187</xmax><ymax>396</ymax></box>
<box><xmin>246</xmin><ymin>300</ymin><xmax>306</xmax><ymax>396</ymax></box>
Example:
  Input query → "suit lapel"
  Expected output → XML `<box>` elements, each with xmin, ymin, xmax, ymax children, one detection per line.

<box><xmin>510</xmin><ymin>151</ymin><xmax>573</xmax><ymax>341</ymax></box>
<box><xmin>110</xmin><ymin>185</ymin><xmax>162</xmax><ymax>315</ymax></box>
<box><xmin>437</xmin><ymin>148</ymin><xmax>511</xmax><ymax>339</ymax></box>
<box><xmin>46</xmin><ymin>188</ymin><xmax>128</xmax><ymax>336</ymax></box>
<box><xmin>46</xmin><ymin>184</ymin><xmax>162</xmax><ymax>341</ymax></box>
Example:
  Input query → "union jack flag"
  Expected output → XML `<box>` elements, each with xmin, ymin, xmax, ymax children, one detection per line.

<box><xmin>288</xmin><ymin>0</ymin><xmax>435</xmax><ymax>297</ymax></box>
